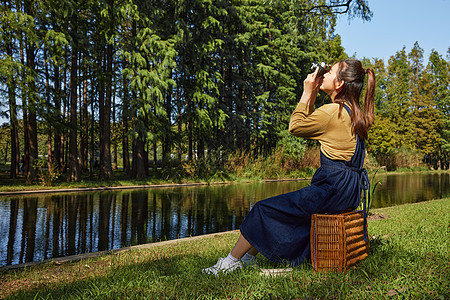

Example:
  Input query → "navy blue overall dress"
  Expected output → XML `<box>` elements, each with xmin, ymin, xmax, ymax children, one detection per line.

<box><xmin>240</xmin><ymin>105</ymin><xmax>368</xmax><ymax>266</ymax></box>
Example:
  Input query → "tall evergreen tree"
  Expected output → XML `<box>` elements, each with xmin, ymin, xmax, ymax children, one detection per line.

<box><xmin>0</xmin><ymin>1</ymin><xmax>33</xmax><ymax>177</ymax></box>
<box><xmin>428</xmin><ymin>49</ymin><xmax>450</xmax><ymax>168</ymax></box>
<box><xmin>385</xmin><ymin>48</ymin><xmax>415</xmax><ymax>149</ymax></box>
<box><xmin>408</xmin><ymin>42</ymin><xmax>441</xmax><ymax>163</ymax></box>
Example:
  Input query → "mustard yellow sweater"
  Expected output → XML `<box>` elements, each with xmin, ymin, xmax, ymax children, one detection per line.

<box><xmin>288</xmin><ymin>102</ymin><xmax>356</xmax><ymax>161</ymax></box>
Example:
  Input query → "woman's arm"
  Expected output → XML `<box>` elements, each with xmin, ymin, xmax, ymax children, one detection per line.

<box><xmin>289</xmin><ymin>103</ymin><xmax>330</xmax><ymax>138</ymax></box>
<box><xmin>299</xmin><ymin>69</ymin><xmax>323</xmax><ymax>110</ymax></box>
<box><xmin>289</xmin><ymin>69</ymin><xmax>326</xmax><ymax>138</ymax></box>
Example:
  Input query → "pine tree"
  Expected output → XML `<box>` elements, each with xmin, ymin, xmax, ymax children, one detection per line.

<box><xmin>428</xmin><ymin>49</ymin><xmax>450</xmax><ymax>169</ymax></box>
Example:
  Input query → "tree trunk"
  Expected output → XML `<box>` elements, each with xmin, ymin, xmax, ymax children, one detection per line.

<box><xmin>5</xmin><ymin>22</ymin><xmax>19</xmax><ymax>178</ymax></box>
<box><xmin>99</xmin><ymin>48</ymin><xmax>113</xmax><ymax>179</ymax></box>
<box><xmin>162</xmin><ymin>70</ymin><xmax>172</xmax><ymax>167</ymax></box>
<box><xmin>23</xmin><ymin>103</ymin><xmax>29</xmax><ymax>177</ymax></box>
<box><xmin>9</xmin><ymin>102</ymin><xmax>20</xmax><ymax>178</ymax></box>
<box><xmin>81</xmin><ymin>61</ymin><xmax>89</xmax><ymax>172</ymax></box>
<box><xmin>24</xmin><ymin>0</ymin><xmax>38</xmax><ymax>183</ymax></box>
<box><xmin>134</xmin><ymin>136</ymin><xmax>146</xmax><ymax>179</ymax></box>
<box><xmin>99</xmin><ymin>1</ymin><xmax>114</xmax><ymax>180</ymax></box>
<box><xmin>177</xmin><ymin>115</ymin><xmax>182</xmax><ymax>162</ymax></box>
<box><xmin>90</xmin><ymin>81</ymin><xmax>95</xmax><ymax>177</ymax></box>
<box><xmin>197</xmin><ymin>130</ymin><xmax>204</xmax><ymax>159</ymax></box>
<box><xmin>47</xmin><ymin>134</ymin><xmax>52</xmax><ymax>172</ymax></box>
<box><xmin>122</xmin><ymin>74</ymin><xmax>130</xmax><ymax>175</ymax></box>
<box><xmin>188</xmin><ymin>121</ymin><xmax>193</xmax><ymax>160</ymax></box>
<box><xmin>53</xmin><ymin>62</ymin><xmax>62</xmax><ymax>172</ymax></box>
<box><xmin>26</xmin><ymin>101</ymin><xmax>38</xmax><ymax>184</ymax></box>
<box><xmin>112</xmin><ymin>84</ymin><xmax>117</xmax><ymax>170</ymax></box>
<box><xmin>153</xmin><ymin>141</ymin><xmax>157</xmax><ymax>168</ymax></box>
<box><xmin>61</xmin><ymin>60</ymin><xmax>68</xmax><ymax>173</ymax></box>
<box><xmin>68</xmin><ymin>24</ymin><xmax>80</xmax><ymax>182</ymax></box>
<box><xmin>43</xmin><ymin>47</ymin><xmax>53</xmax><ymax>173</ymax></box>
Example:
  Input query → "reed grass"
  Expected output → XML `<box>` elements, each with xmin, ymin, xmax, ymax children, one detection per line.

<box><xmin>1</xmin><ymin>198</ymin><xmax>448</xmax><ymax>299</ymax></box>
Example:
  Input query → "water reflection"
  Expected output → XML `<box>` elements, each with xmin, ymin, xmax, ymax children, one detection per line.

<box><xmin>0</xmin><ymin>173</ymin><xmax>449</xmax><ymax>267</ymax></box>
<box><xmin>0</xmin><ymin>181</ymin><xmax>308</xmax><ymax>267</ymax></box>
<box><xmin>370</xmin><ymin>172</ymin><xmax>449</xmax><ymax>208</ymax></box>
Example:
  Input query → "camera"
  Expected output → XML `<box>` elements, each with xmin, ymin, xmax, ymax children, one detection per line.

<box><xmin>311</xmin><ymin>62</ymin><xmax>330</xmax><ymax>77</ymax></box>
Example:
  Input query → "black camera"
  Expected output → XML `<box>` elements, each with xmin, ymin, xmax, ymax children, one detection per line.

<box><xmin>311</xmin><ymin>62</ymin><xmax>330</xmax><ymax>77</ymax></box>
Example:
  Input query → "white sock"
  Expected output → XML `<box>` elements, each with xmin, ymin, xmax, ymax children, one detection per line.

<box><xmin>225</xmin><ymin>252</ymin><xmax>239</xmax><ymax>263</ymax></box>
<box><xmin>241</xmin><ymin>252</ymin><xmax>256</xmax><ymax>263</ymax></box>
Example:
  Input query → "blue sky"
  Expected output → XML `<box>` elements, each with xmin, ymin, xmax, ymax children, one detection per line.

<box><xmin>334</xmin><ymin>0</ymin><xmax>450</xmax><ymax>63</ymax></box>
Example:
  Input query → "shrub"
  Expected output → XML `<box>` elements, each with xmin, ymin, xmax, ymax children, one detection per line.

<box><xmin>34</xmin><ymin>158</ymin><xmax>62</xmax><ymax>186</ymax></box>
<box><xmin>374</xmin><ymin>147</ymin><xmax>426</xmax><ymax>171</ymax></box>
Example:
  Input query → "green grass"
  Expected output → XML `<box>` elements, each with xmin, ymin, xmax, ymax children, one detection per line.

<box><xmin>0</xmin><ymin>169</ymin><xmax>217</xmax><ymax>193</ymax></box>
<box><xmin>1</xmin><ymin>198</ymin><xmax>448</xmax><ymax>299</ymax></box>
<box><xmin>1</xmin><ymin>166</ymin><xmax>446</xmax><ymax>194</ymax></box>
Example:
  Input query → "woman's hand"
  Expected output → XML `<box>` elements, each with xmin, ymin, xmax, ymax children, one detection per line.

<box><xmin>299</xmin><ymin>69</ymin><xmax>323</xmax><ymax>106</ymax></box>
<box><xmin>303</xmin><ymin>69</ymin><xmax>323</xmax><ymax>94</ymax></box>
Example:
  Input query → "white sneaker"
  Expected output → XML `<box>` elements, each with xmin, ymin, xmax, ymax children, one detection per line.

<box><xmin>202</xmin><ymin>257</ymin><xmax>243</xmax><ymax>276</ymax></box>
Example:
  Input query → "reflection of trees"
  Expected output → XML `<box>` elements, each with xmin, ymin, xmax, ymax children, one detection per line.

<box><xmin>160</xmin><ymin>190</ymin><xmax>171</xmax><ymax>241</ymax></box>
<box><xmin>371</xmin><ymin>173</ymin><xmax>450</xmax><ymax>209</ymax></box>
<box><xmin>131</xmin><ymin>191</ymin><xmax>148</xmax><ymax>244</ymax></box>
<box><xmin>44</xmin><ymin>197</ymin><xmax>51</xmax><ymax>260</ymax></box>
<box><xmin>98</xmin><ymin>193</ymin><xmax>113</xmax><ymax>251</ymax></box>
<box><xmin>78</xmin><ymin>194</ymin><xmax>88</xmax><ymax>254</ymax></box>
<box><xmin>151</xmin><ymin>192</ymin><xmax>157</xmax><ymax>242</ymax></box>
<box><xmin>111</xmin><ymin>194</ymin><xmax>117</xmax><ymax>250</ymax></box>
<box><xmin>6</xmin><ymin>199</ymin><xmax>19</xmax><ymax>265</ymax></box>
<box><xmin>121</xmin><ymin>193</ymin><xmax>129</xmax><ymax>247</ymax></box>
<box><xmin>52</xmin><ymin>195</ymin><xmax>63</xmax><ymax>258</ymax></box>
<box><xmin>20</xmin><ymin>198</ymin><xmax>38</xmax><ymax>263</ymax></box>
<box><xmin>67</xmin><ymin>194</ymin><xmax>79</xmax><ymax>255</ymax></box>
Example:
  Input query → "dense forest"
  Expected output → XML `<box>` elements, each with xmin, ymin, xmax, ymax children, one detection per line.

<box><xmin>0</xmin><ymin>0</ymin><xmax>448</xmax><ymax>184</ymax></box>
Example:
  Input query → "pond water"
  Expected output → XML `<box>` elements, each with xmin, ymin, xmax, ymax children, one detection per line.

<box><xmin>0</xmin><ymin>172</ymin><xmax>448</xmax><ymax>267</ymax></box>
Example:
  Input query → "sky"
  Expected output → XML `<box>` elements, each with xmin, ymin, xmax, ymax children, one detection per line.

<box><xmin>334</xmin><ymin>0</ymin><xmax>450</xmax><ymax>63</ymax></box>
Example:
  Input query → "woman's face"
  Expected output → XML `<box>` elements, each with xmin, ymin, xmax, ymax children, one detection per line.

<box><xmin>320</xmin><ymin>63</ymin><xmax>342</xmax><ymax>98</ymax></box>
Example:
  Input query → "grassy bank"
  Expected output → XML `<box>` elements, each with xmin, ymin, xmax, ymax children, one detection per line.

<box><xmin>1</xmin><ymin>166</ymin><xmax>447</xmax><ymax>194</ymax></box>
<box><xmin>1</xmin><ymin>198</ymin><xmax>448</xmax><ymax>299</ymax></box>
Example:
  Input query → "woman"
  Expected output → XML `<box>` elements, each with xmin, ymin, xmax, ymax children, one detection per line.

<box><xmin>203</xmin><ymin>58</ymin><xmax>376</xmax><ymax>275</ymax></box>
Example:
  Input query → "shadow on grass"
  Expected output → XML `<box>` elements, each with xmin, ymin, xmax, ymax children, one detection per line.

<box><xmin>7</xmin><ymin>253</ymin><xmax>257</xmax><ymax>299</ymax></box>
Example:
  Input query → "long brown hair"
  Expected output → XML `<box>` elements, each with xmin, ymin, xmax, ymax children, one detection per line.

<box><xmin>334</xmin><ymin>59</ymin><xmax>375</xmax><ymax>139</ymax></box>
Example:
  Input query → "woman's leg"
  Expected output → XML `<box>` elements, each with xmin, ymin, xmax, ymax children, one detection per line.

<box><xmin>248</xmin><ymin>247</ymin><xmax>259</xmax><ymax>256</ymax></box>
<box><xmin>202</xmin><ymin>232</ymin><xmax>258</xmax><ymax>275</ymax></box>
<box><xmin>230</xmin><ymin>234</ymin><xmax>254</xmax><ymax>259</ymax></box>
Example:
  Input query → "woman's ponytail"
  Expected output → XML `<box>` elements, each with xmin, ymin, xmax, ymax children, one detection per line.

<box><xmin>364</xmin><ymin>68</ymin><xmax>375</xmax><ymax>130</ymax></box>
<box><xmin>335</xmin><ymin>59</ymin><xmax>376</xmax><ymax>139</ymax></box>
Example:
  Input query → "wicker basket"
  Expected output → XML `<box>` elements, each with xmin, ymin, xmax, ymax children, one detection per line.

<box><xmin>310</xmin><ymin>210</ymin><xmax>369</xmax><ymax>272</ymax></box>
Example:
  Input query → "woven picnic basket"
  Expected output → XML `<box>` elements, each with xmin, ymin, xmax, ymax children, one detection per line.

<box><xmin>310</xmin><ymin>210</ymin><xmax>369</xmax><ymax>272</ymax></box>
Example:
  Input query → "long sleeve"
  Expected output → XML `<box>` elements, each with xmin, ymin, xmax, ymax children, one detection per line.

<box><xmin>288</xmin><ymin>102</ymin><xmax>357</xmax><ymax>161</ymax></box>
<box><xmin>289</xmin><ymin>102</ymin><xmax>330</xmax><ymax>139</ymax></box>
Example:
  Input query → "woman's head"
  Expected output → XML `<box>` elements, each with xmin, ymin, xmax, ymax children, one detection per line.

<box><xmin>321</xmin><ymin>58</ymin><xmax>376</xmax><ymax>139</ymax></box>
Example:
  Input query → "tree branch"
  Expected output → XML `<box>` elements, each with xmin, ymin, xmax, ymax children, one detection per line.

<box><xmin>302</xmin><ymin>0</ymin><xmax>353</xmax><ymax>15</ymax></box>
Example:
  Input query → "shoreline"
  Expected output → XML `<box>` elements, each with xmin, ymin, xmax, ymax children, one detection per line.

<box><xmin>1</xmin><ymin>169</ymin><xmax>447</xmax><ymax>196</ymax></box>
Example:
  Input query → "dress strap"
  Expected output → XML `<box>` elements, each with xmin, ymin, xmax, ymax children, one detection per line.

<box><xmin>360</xmin><ymin>169</ymin><xmax>370</xmax><ymax>241</ymax></box>
<box><xmin>342</xmin><ymin>103</ymin><xmax>352</xmax><ymax>117</ymax></box>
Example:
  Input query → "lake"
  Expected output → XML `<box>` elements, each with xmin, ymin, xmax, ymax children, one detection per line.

<box><xmin>0</xmin><ymin>172</ymin><xmax>448</xmax><ymax>267</ymax></box>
